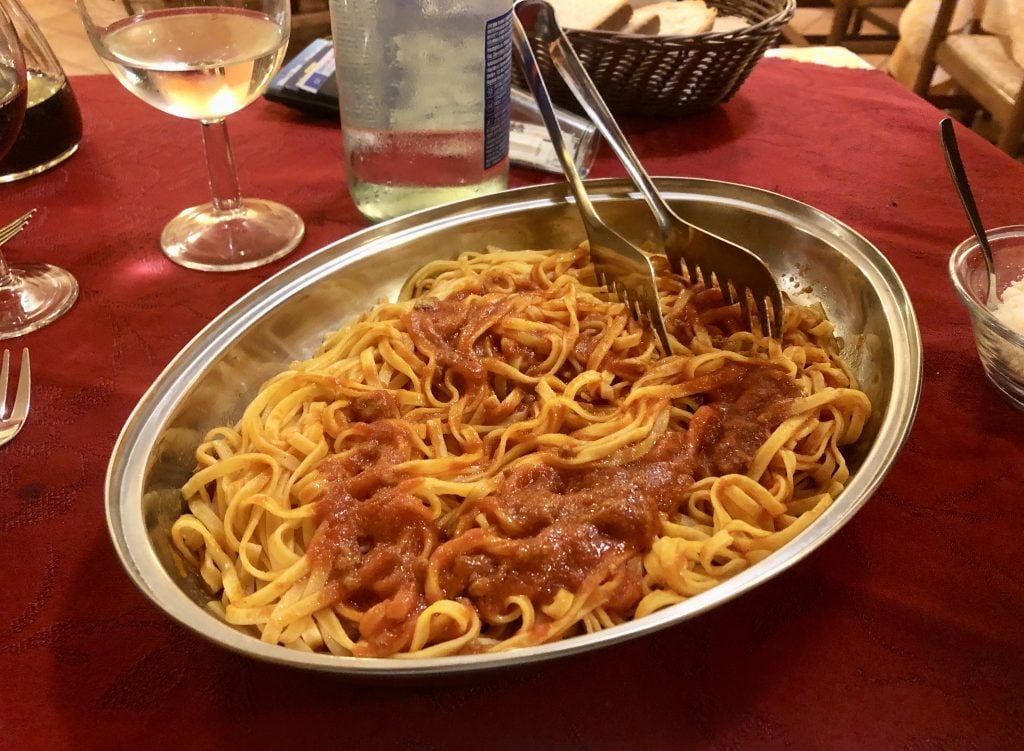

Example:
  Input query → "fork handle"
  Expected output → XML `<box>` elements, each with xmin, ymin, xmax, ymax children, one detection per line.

<box><xmin>511</xmin><ymin>4</ymin><xmax>605</xmax><ymax>231</ymax></box>
<box><xmin>520</xmin><ymin>0</ymin><xmax>678</xmax><ymax>239</ymax></box>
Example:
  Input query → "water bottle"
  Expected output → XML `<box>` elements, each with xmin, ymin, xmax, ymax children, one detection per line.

<box><xmin>329</xmin><ymin>0</ymin><xmax>513</xmax><ymax>223</ymax></box>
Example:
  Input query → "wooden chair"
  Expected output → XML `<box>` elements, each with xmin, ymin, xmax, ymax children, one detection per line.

<box><xmin>827</xmin><ymin>0</ymin><xmax>908</xmax><ymax>53</ymax></box>
<box><xmin>913</xmin><ymin>0</ymin><xmax>1024</xmax><ymax>154</ymax></box>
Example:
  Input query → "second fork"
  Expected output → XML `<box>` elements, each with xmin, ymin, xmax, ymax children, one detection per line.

<box><xmin>512</xmin><ymin>4</ymin><xmax>671</xmax><ymax>352</ymax></box>
<box><xmin>0</xmin><ymin>348</ymin><xmax>30</xmax><ymax>447</ymax></box>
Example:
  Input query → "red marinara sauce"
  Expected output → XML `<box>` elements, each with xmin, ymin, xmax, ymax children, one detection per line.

<box><xmin>308</xmin><ymin>357</ymin><xmax>799</xmax><ymax>655</ymax></box>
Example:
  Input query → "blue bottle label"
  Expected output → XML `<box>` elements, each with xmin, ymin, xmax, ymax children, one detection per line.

<box><xmin>483</xmin><ymin>9</ymin><xmax>513</xmax><ymax>170</ymax></box>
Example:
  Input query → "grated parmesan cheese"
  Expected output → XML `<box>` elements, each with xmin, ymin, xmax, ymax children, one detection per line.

<box><xmin>995</xmin><ymin>274</ymin><xmax>1024</xmax><ymax>336</ymax></box>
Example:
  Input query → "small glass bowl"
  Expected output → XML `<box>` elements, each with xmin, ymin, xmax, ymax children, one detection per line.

<box><xmin>949</xmin><ymin>224</ymin><xmax>1024</xmax><ymax>411</ymax></box>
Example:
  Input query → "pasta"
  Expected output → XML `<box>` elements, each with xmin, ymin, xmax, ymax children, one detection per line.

<box><xmin>170</xmin><ymin>246</ymin><xmax>871</xmax><ymax>658</ymax></box>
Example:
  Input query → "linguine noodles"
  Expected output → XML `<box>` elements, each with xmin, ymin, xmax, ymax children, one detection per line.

<box><xmin>171</xmin><ymin>246</ymin><xmax>870</xmax><ymax>657</ymax></box>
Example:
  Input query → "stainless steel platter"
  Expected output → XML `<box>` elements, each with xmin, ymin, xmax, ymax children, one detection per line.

<box><xmin>106</xmin><ymin>178</ymin><xmax>922</xmax><ymax>676</ymax></box>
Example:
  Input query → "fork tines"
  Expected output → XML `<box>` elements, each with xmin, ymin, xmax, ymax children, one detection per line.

<box><xmin>682</xmin><ymin>258</ymin><xmax>785</xmax><ymax>340</ymax></box>
<box><xmin>590</xmin><ymin>244</ymin><xmax>671</xmax><ymax>353</ymax></box>
<box><xmin>0</xmin><ymin>209</ymin><xmax>37</xmax><ymax>246</ymax></box>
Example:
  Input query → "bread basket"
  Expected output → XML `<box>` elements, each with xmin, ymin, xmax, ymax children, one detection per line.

<box><xmin>513</xmin><ymin>0</ymin><xmax>796</xmax><ymax>117</ymax></box>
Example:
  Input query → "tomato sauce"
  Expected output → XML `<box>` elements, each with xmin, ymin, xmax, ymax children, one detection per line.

<box><xmin>309</xmin><ymin>289</ymin><xmax>800</xmax><ymax>654</ymax></box>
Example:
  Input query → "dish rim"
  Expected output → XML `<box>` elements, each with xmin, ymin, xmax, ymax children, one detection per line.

<box><xmin>106</xmin><ymin>177</ymin><xmax>923</xmax><ymax>676</ymax></box>
<box><xmin>948</xmin><ymin>223</ymin><xmax>1024</xmax><ymax>349</ymax></box>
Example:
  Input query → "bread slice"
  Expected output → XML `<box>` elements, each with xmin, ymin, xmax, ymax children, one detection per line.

<box><xmin>629</xmin><ymin>1</ymin><xmax>717</xmax><ymax>37</ymax></box>
<box><xmin>548</xmin><ymin>0</ymin><xmax>634</xmax><ymax>31</ymax></box>
<box><xmin>712</xmin><ymin>15</ymin><xmax>751</xmax><ymax>33</ymax></box>
<box><xmin>622</xmin><ymin>12</ymin><xmax>662</xmax><ymax>34</ymax></box>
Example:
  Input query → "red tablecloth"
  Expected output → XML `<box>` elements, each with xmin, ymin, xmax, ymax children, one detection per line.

<box><xmin>2</xmin><ymin>60</ymin><xmax>1022</xmax><ymax>749</ymax></box>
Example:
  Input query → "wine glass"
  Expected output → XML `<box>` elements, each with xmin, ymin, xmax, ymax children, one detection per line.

<box><xmin>0</xmin><ymin>4</ymin><xmax>79</xmax><ymax>340</ymax></box>
<box><xmin>77</xmin><ymin>0</ymin><xmax>305</xmax><ymax>272</ymax></box>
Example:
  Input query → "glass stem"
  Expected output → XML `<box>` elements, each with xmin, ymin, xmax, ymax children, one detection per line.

<box><xmin>201</xmin><ymin>118</ymin><xmax>243</xmax><ymax>214</ymax></box>
<box><xmin>0</xmin><ymin>251</ymin><xmax>13</xmax><ymax>288</ymax></box>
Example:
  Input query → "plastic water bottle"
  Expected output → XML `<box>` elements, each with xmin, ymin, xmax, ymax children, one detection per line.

<box><xmin>329</xmin><ymin>0</ymin><xmax>513</xmax><ymax>223</ymax></box>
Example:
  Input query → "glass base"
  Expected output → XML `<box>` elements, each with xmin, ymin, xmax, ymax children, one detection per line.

<box><xmin>160</xmin><ymin>199</ymin><xmax>305</xmax><ymax>272</ymax></box>
<box><xmin>0</xmin><ymin>142</ymin><xmax>80</xmax><ymax>184</ymax></box>
<box><xmin>0</xmin><ymin>263</ymin><xmax>79</xmax><ymax>340</ymax></box>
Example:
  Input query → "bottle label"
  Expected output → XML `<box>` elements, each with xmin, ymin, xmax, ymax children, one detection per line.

<box><xmin>483</xmin><ymin>9</ymin><xmax>512</xmax><ymax>171</ymax></box>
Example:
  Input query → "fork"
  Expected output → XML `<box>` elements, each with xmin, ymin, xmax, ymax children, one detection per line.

<box><xmin>0</xmin><ymin>349</ymin><xmax>30</xmax><ymax>447</ymax></box>
<box><xmin>0</xmin><ymin>209</ymin><xmax>36</xmax><ymax>247</ymax></box>
<box><xmin>513</xmin><ymin>0</ymin><xmax>785</xmax><ymax>337</ymax></box>
<box><xmin>511</xmin><ymin>7</ymin><xmax>672</xmax><ymax>352</ymax></box>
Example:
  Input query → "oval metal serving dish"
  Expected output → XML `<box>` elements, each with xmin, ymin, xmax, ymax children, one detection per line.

<box><xmin>107</xmin><ymin>178</ymin><xmax>922</xmax><ymax>676</ymax></box>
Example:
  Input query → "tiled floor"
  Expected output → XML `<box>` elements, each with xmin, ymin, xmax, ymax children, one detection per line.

<box><xmin>25</xmin><ymin>0</ymin><xmax>895</xmax><ymax>78</ymax></box>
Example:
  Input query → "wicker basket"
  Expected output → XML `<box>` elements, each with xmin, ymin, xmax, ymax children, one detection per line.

<box><xmin>513</xmin><ymin>0</ymin><xmax>796</xmax><ymax>118</ymax></box>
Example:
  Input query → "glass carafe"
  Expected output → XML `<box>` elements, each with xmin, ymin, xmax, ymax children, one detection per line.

<box><xmin>0</xmin><ymin>0</ymin><xmax>82</xmax><ymax>182</ymax></box>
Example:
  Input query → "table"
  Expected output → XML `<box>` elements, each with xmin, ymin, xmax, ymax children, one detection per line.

<box><xmin>2</xmin><ymin>60</ymin><xmax>1022</xmax><ymax>749</ymax></box>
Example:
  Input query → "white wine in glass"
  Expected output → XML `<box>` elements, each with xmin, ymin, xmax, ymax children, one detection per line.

<box><xmin>77</xmin><ymin>0</ymin><xmax>305</xmax><ymax>272</ymax></box>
